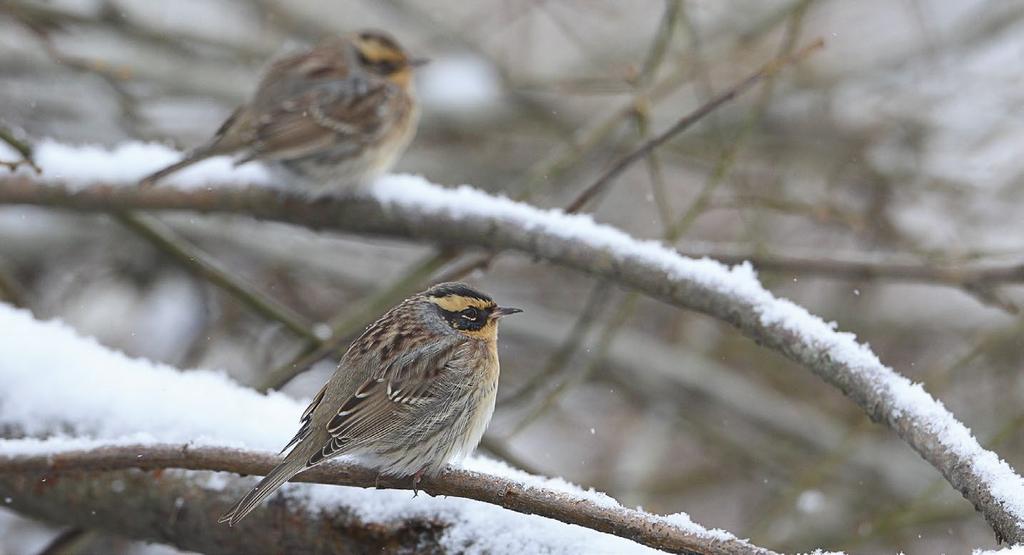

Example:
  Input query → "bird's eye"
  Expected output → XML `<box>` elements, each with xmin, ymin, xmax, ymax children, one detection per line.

<box><xmin>460</xmin><ymin>308</ymin><xmax>480</xmax><ymax>321</ymax></box>
<box><xmin>372</xmin><ymin>60</ymin><xmax>399</xmax><ymax>74</ymax></box>
<box><xmin>357</xmin><ymin>51</ymin><xmax>401</xmax><ymax>75</ymax></box>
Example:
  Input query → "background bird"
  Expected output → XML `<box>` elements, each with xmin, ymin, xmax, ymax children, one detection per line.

<box><xmin>219</xmin><ymin>281</ymin><xmax>522</xmax><ymax>525</ymax></box>
<box><xmin>141</xmin><ymin>30</ymin><xmax>424</xmax><ymax>189</ymax></box>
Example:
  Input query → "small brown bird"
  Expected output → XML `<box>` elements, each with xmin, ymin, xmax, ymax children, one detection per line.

<box><xmin>142</xmin><ymin>31</ymin><xmax>424</xmax><ymax>188</ymax></box>
<box><xmin>219</xmin><ymin>282</ymin><xmax>522</xmax><ymax>525</ymax></box>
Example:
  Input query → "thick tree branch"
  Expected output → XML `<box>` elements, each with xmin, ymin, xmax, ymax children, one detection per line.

<box><xmin>1</xmin><ymin>175</ymin><xmax>1023</xmax><ymax>542</ymax></box>
<box><xmin>0</xmin><ymin>444</ymin><xmax>774</xmax><ymax>555</ymax></box>
<box><xmin>674</xmin><ymin>245</ymin><xmax>1024</xmax><ymax>288</ymax></box>
<box><xmin>1</xmin><ymin>462</ymin><xmax>446</xmax><ymax>555</ymax></box>
<box><xmin>4</xmin><ymin>175</ymin><xmax>1020</xmax><ymax>289</ymax></box>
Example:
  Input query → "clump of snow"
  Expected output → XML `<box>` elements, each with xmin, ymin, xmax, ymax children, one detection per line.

<box><xmin>0</xmin><ymin>304</ymin><xmax>298</xmax><ymax>451</ymax></box>
<box><xmin>0</xmin><ymin>304</ymin><xmax>740</xmax><ymax>554</ymax></box>
<box><xmin>462</xmin><ymin>456</ymin><xmax>621</xmax><ymax>509</ymax></box>
<box><xmin>0</xmin><ymin>434</ymin><xmax>164</xmax><ymax>456</ymax></box>
<box><xmin>0</xmin><ymin>139</ymin><xmax>272</xmax><ymax>189</ymax></box>
<box><xmin>657</xmin><ymin>512</ymin><xmax>737</xmax><ymax>542</ymax></box>
<box><xmin>796</xmin><ymin>489</ymin><xmax>826</xmax><ymax>514</ymax></box>
<box><xmin>974</xmin><ymin>546</ymin><xmax>1024</xmax><ymax>555</ymax></box>
<box><xmin>417</xmin><ymin>54</ymin><xmax>503</xmax><ymax>114</ymax></box>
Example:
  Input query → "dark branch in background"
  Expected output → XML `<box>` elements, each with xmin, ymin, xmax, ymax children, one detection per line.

<box><xmin>0</xmin><ymin>126</ymin><xmax>40</xmax><ymax>174</ymax></box>
<box><xmin>0</xmin><ymin>444</ymin><xmax>777</xmax><ymax>555</ymax></box>
<box><xmin>679</xmin><ymin>247</ymin><xmax>1024</xmax><ymax>287</ymax></box>
<box><xmin>1</xmin><ymin>176</ymin><xmax>1021</xmax><ymax>542</ymax></box>
<box><xmin>563</xmin><ymin>38</ymin><xmax>824</xmax><ymax>213</ymax></box>
<box><xmin>0</xmin><ymin>257</ymin><xmax>29</xmax><ymax>309</ymax></box>
<box><xmin>34</xmin><ymin>528</ymin><xmax>90</xmax><ymax>555</ymax></box>
<box><xmin>115</xmin><ymin>212</ymin><xmax>321</xmax><ymax>341</ymax></box>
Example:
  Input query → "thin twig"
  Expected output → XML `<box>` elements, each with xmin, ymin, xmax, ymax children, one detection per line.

<box><xmin>499</xmin><ymin>281</ymin><xmax>613</xmax><ymax>410</ymax></box>
<box><xmin>563</xmin><ymin>38</ymin><xmax>825</xmax><ymax>213</ymax></box>
<box><xmin>115</xmin><ymin>212</ymin><xmax>319</xmax><ymax>342</ymax></box>
<box><xmin>634</xmin><ymin>0</ymin><xmax>683</xmax><ymax>229</ymax></box>
<box><xmin>0</xmin><ymin>126</ymin><xmax>41</xmax><ymax>174</ymax></box>
<box><xmin>510</xmin><ymin>291</ymin><xmax>640</xmax><ymax>436</ymax></box>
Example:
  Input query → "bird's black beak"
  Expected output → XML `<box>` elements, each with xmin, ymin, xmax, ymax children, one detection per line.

<box><xmin>492</xmin><ymin>306</ymin><xmax>523</xmax><ymax>319</ymax></box>
<box><xmin>409</xmin><ymin>57</ymin><xmax>431</xmax><ymax>68</ymax></box>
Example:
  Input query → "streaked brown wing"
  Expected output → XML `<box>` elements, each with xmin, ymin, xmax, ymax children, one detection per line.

<box><xmin>279</xmin><ymin>381</ymin><xmax>328</xmax><ymax>455</ymax></box>
<box><xmin>210</xmin><ymin>36</ymin><xmax>394</xmax><ymax>163</ymax></box>
<box><xmin>254</xmin><ymin>37</ymin><xmax>353</xmax><ymax>98</ymax></box>
<box><xmin>307</xmin><ymin>337</ymin><xmax>464</xmax><ymax>466</ymax></box>
<box><xmin>237</xmin><ymin>81</ymin><xmax>393</xmax><ymax>163</ymax></box>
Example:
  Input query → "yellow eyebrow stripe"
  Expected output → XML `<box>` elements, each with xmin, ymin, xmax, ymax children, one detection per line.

<box><xmin>428</xmin><ymin>295</ymin><xmax>494</xmax><ymax>312</ymax></box>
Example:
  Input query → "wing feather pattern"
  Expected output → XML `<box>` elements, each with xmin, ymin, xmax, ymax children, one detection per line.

<box><xmin>307</xmin><ymin>335</ymin><xmax>464</xmax><ymax>466</ymax></box>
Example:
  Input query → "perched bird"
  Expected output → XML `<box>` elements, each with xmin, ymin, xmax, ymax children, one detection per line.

<box><xmin>141</xmin><ymin>30</ymin><xmax>424</xmax><ymax>189</ymax></box>
<box><xmin>219</xmin><ymin>282</ymin><xmax>522</xmax><ymax>525</ymax></box>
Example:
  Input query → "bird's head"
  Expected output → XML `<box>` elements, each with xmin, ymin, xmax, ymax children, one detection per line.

<box><xmin>423</xmin><ymin>282</ymin><xmax>522</xmax><ymax>340</ymax></box>
<box><xmin>351</xmin><ymin>30</ymin><xmax>427</xmax><ymax>88</ymax></box>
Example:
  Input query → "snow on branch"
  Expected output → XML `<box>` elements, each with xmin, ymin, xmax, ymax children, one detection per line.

<box><xmin>0</xmin><ymin>305</ymin><xmax>771</xmax><ymax>555</ymax></box>
<box><xmin>2</xmin><ymin>141</ymin><xmax>1024</xmax><ymax>543</ymax></box>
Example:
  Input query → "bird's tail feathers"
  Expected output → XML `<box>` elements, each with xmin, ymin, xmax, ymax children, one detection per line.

<box><xmin>139</xmin><ymin>150</ymin><xmax>216</xmax><ymax>187</ymax></box>
<box><xmin>218</xmin><ymin>458</ymin><xmax>306</xmax><ymax>526</ymax></box>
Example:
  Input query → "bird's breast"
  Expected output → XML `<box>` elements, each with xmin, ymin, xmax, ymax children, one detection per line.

<box><xmin>456</xmin><ymin>340</ymin><xmax>500</xmax><ymax>454</ymax></box>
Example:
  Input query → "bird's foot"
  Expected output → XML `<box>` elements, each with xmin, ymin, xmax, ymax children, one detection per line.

<box><xmin>412</xmin><ymin>468</ymin><xmax>425</xmax><ymax>497</ymax></box>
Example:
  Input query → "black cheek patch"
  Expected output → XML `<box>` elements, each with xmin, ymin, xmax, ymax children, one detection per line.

<box><xmin>438</xmin><ymin>306</ymin><xmax>488</xmax><ymax>332</ymax></box>
<box><xmin>460</xmin><ymin>317</ymin><xmax>487</xmax><ymax>332</ymax></box>
<box><xmin>372</xmin><ymin>60</ymin><xmax>400</xmax><ymax>74</ymax></box>
<box><xmin>437</xmin><ymin>306</ymin><xmax>459</xmax><ymax>327</ymax></box>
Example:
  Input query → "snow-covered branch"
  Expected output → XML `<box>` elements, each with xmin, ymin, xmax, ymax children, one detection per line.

<box><xmin>0</xmin><ymin>304</ymin><xmax>768</xmax><ymax>555</ymax></box>
<box><xmin>2</xmin><ymin>142</ymin><xmax>1024</xmax><ymax>543</ymax></box>
<box><xmin>0</xmin><ymin>443</ymin><xmax>773</xmax><ymax>555</ymax></box>
<box><xmin>3</xmin><ymin>462</ymin><xmax>446</xmax><ymax>555</ymax></box>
